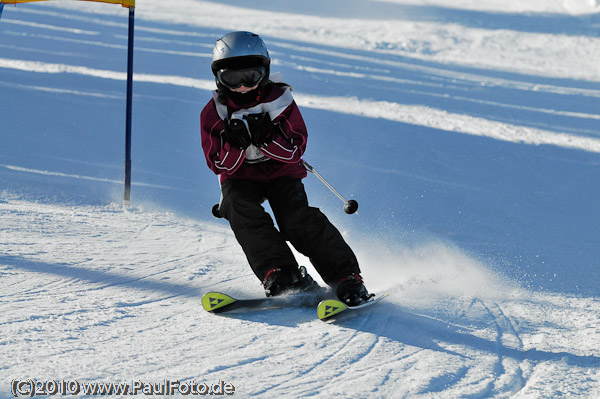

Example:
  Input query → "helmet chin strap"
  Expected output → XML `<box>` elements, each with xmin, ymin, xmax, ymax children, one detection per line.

<box><xmin>227</xmin><ymin>87</ymin><xmax>262</xmax><ymax>106</ymax></box>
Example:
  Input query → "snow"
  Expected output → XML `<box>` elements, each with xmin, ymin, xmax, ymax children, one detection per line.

<box><xmin>1</xmin><ymin>0</ymin><xmax>599</xmax><ymax>397</ymax></box>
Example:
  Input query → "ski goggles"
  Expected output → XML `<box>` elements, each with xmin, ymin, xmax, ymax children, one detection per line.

<box><xmin>217</xmin><ymin>66</ymin><xmax>266</xmax><ymax>90</ymax></box>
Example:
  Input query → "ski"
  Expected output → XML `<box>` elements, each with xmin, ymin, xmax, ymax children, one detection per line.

<box><xmin>317</xmin><ymin>293</ymin><xmax>389</xmax><ymax>321</ymax></box>
<box><xmin>201</xmin><ymin>290</ymin><xmax>329</xmax><ymax>314</ymax></box>
<box><xmin>203</xmin><ymin>291</ymin><xmax>388</xmax><ymax>320</ymax></box>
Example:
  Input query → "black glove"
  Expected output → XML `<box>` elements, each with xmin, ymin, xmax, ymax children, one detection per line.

<box><xmin>221</xmin><ymin>118</ymin><xmax>251</xmax><ymax>150</ymax></box>
<box><xmin>245</xmin><ymin>113</ymin><xmax>277</xmax><ymax>147</ymax></box>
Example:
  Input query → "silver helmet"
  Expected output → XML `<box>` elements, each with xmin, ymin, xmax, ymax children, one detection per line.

<box><xmin>211</xmin><ymin>31</ymin><xmax>270</xmax><ymax>81</ymax></box>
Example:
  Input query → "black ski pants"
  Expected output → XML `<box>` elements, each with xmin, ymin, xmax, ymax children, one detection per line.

<box><xmin>219</xmin><ymin>177</ymin><xmax>360</xmax><ymax>285</ymax></box>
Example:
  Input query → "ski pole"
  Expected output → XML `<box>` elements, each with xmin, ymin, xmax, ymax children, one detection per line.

<box><xmin>211</xmin><ymin>176</ymin><xmax>224</xmax><ymax>219</ymax></box>
<box><xmin>211</xmin><ymin>160</ymin><xmax>359</xmax><ymax>218</ymax></box>
<box><xmin>302</xmin><ymin>160</ymin><xmax>358</xmax><ymax>214</ymax></box>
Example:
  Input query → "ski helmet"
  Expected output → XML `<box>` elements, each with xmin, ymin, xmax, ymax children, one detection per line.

<box><xmin>211</xmin><ymin>31</ymin><xmax>270</xmax><ymax>87</ymax></box>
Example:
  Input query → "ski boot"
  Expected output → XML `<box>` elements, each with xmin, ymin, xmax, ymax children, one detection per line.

<box><xmin>336</xmin><ymin>273</ymin><xmax>373</xmax><ymax>306</ymax></box>
<box><xmin>263</xmin><ymin>266</ymin><xmax>319</xmax><ymax>297</ymax></box>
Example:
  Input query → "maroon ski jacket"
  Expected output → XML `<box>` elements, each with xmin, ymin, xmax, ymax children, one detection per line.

<box><xmin>200</xmin><ymin>84</ymin><xmax>308</xmax><ymax>182</ymax></box>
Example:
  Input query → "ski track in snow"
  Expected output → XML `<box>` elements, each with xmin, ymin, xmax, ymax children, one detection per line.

<box><xmin>1</xmin><ymin>198</ymin><xmax>599</xmax><ymax>398</ymax></box>
<box><xmin>1</xmin><ymin>4</ymin><xmax>600</xmax><ymax>154</ymax></box>
<box><xmin>1</xmin><ymin>55</ymin><xmax>599</xmax><ymax>154</ymax></box>
<box><xmin>1</xmin><ymin>1</ymin><xmax>600</xmax><ymax>397</ymax></box>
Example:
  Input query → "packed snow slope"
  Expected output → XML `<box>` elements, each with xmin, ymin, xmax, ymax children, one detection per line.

<box><xmin>1</xmin><ymin>1</ymin><xmax>599</xmax><ymax>398</ymax></box>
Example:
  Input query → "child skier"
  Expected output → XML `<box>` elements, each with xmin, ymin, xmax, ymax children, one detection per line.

<box><xmin>200</xmin><ymin>31</ymin><xmax>371</xmax><ymax>306</ymax></box>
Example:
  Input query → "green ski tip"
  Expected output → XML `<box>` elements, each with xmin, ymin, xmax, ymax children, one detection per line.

<box><xmin>202</xmin><ymin>292</ymin><xmax>237</xmax><ymax>312</ymax></box>
<box><xmin>317</xmin><ymin>299</ymin><xmax>348</xmax><ymax>320</ymax></box>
